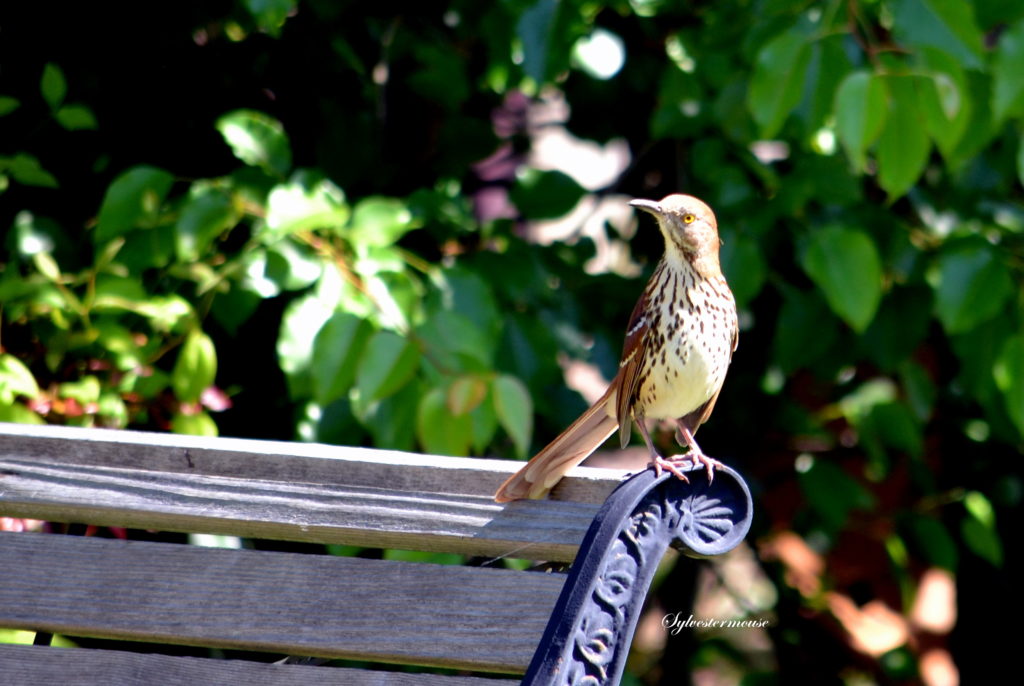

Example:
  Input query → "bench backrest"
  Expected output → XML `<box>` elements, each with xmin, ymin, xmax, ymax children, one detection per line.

<box><xmin>0</xmin><ymin>422</ymin><xmax>628</xmax><ymax>682</ymax></box>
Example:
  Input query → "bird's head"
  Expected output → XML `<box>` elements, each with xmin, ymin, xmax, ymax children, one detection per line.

<box><xmin>630</xmin><ymin>194</ymin><xmax>723</xmax><ymax>276</ymax></box>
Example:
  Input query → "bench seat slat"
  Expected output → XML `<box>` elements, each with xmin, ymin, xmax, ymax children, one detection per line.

<box><xmin>0</xmin><ymin>645</ymin><xmax>514</xmax><ymax>685</ymax></box>
<box><xmin>0</xmin><ymin>533</ymin><xmax>562</xmax><ymax>674</ymax></box>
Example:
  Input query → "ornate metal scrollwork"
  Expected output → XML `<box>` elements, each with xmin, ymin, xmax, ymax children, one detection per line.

<box><xmin>522</xmin><ymin>461</ymin><xmax>753</xmax><ymax>685</ymax></box>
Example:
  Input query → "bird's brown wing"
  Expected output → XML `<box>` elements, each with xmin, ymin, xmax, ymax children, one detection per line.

<box><xmin>615</xmin><ymin>285</ymin><xmax>653</xmax><ymax>447</ymax></box>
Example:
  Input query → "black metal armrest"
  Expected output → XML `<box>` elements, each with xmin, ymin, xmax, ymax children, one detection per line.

<box><xmin>522</xmin><ymin>461</ymin><xmax>753</xmax><ymax>685</ymax></box>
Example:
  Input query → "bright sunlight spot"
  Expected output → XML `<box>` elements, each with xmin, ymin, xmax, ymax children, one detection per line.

<box><xmin>572</xmin><ymin>28</ymin><xmax>625</xmax><ymax>80</ymax></box>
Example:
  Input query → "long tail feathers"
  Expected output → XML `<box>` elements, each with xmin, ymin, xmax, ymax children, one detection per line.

<box><xmin>493</xmin><ymin>393</ymin><xmax>619</xmax><ymax>502</ymax></box>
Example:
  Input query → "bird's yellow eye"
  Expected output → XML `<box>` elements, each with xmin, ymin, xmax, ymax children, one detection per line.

<box><xmin>682</xmin><ymin>213</ymin><xmax>696</xmax><ymax>224</ymax></box>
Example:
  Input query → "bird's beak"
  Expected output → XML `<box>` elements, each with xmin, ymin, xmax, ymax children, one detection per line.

<box><xmin>629</xmin><ymin>198</ymin><xmax>662</xmax><ymax>215</ymax></box>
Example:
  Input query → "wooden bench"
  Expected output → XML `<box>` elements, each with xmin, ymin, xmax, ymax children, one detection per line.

<box><xmin>0</xmin><ymin>422</ymin><xmax>751</xmax><ymax>684</ymax></box>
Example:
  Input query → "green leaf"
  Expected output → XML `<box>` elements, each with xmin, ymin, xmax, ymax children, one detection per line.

<box><xmin>417</xmin><ymin>310</ymin><xmax>493</xmax><ymax>371</ymax></box>
<box><xmin>516</xmin><ymin>0</ymin><xmax>559</xmax><ymax>84</ymax></box>
<box><xmin>116</xmin><ymin>224</ymin><xmax>176</xmax><ymax>270</ymax></box>
<box><xmin>94</xmin><ymin>320</ymin><xmax>147</xmax><ymax>370</ymax></box>
<box><xmin>355</xmin><ymin>330</ymin><xmax>421</xmax><ymax>402</ymax></box>
<box><xmin>492</xmin><ymin>374</ymin><xmax>533</xmax><ymax>458</ymax></box>
<box><xmin>876</xmin><ymin>77</ymin><xmax>931</xmax><ymax>200</ymax></box>
<box><xmin>993</xmin><ymin>334</ymin><xmax>1024</xmax><ymax>437</ymax></box>
<box><xmin>0</xmin><ymin>96</ymin><xmax>21</xmax><ymax>116</ymax></box>
<box><xmin>890</xmin><ymin>0</ymin><xmax>984</xmax><ymax>69</ymax></box>
<box><xmin>0</xmin><ymin>354</ymin><xmax>40</xmax><ymax>403</ymax></box>
<box><xmin>263</xmin><ymin>239</ymin><xmax>323</xmax><ymax>291</ymax></box>
<box><xmin>447</xmin><ymin>375</ymin><xmax>488</xmax><ymax>416</ymax></box>
<box><xmin>719</xmin><ymin>233</ymin><xmax>766</xmax><ymax>308</ymax></box>
<box><xmin>961</xmin><ymin>492</ymin><xmax>1001</xmax><ymax>566</ymax></box>
<box><xmin>55</xmin><ymin>104</ymin><xmax>98</xmax><ymax>131</ymax></box>
<box><xmin>800</xmin><ymin>35</ymin><xmax>853</xmax><ymax>134</ymax></box>
<box><xmin>904</xmin><ymin>515</ymin><xmax>958</xmax><ymax>570</ymax></box>
<box><xmin>264</xmin><ymin>178</ymin><xmax>349</xmax><ymax>236</ymax></box>
<box><xmin>772</xmin><ymin>288</ymin><xmax>838</xmax><ymax>373</ymax></box>
<box><xmin>40</xmin><ymin>63</ymin><xmax>67</xmax><ymax>109</ymax></box>
<box><xmin>915</xmin><ymin>49</ymin><xmax>970</xmax><ymax>158</ymax></box>
<box><xmin>651</xmin><ymin>67</ymin><xmax>704</xmax><ymax>140</ymax></box>
<box><xmin>862</xmin><ymin>286</ymin><xmax>933</xmax><ymax>371</ymax></box>
<box><xmin>408</xmin><ymin>43</ymin><xmax>471</xmax><ymax>111</ymax></box>
<box><xmin>950</xmin><ymin>316</ymin><xmax>1012</xmax><ymax>404</ymax></box>
<box><xmin>362</xmin><ymin>271</ymin><xmax>419</xmax><ymax>333</ymax></box>
<box><xmin>172</xmin><ymin>330</ymin><xmax>218</xmax><ymax>404</ymax></box>
<box><xmin>348</xmin><ymin>197</ymin><xmax>415</xmax><ymax>248</ymax></box>
<box><xmin>131</xmin><ymin>295</ymin><xmax>194</xmax><ymax>332</ymax></box>
<box><xmin>95</xmin><ymin>166</ymin><xmax>175</xmax><ymax>242</ymax></box>
<box><xmin>0</xmin><ymin>402</ymin><xmax>44</xmax><ymax>424</ymax></box>
<box><xmin>961</xmin><ymin>514</ymin><xmax>1002</xmax><ymax>566</ymax></box>
<box><xmin>934</xmin><ymin>240</ymin><xmax>1013</xmax><ymax>334</ymax></box>
<box><xmin>242</xmin><ymin>0</ymin><xmax>296</xmax><ymax>36</ymax></box>
<box><xmin>276</xmin><ymin>294</ymin><xmax>333</xmax><ymax>397</ymax></box>
<box><xmin>747</xmin><ymin>28</ymin><xmax>812</xmax><ymax>138</ymax></box>
<box><xmin>311</xmin><ymin>313</ymin><xmax>373</xmax><ymax>405</ymax></box>
<box><xmin>801</xmin><ymin>226</ymin><xmax>883</xmax><ymax>332</ymax></box>
<box><xmin>126</xmin><ymin>367</ymin><xmax>170</xmax><ymax>400</ymax></box>
<box><xmin>171</xmin><ymin>411</ymin><xmax>219</xmax><ymax>437</ymax></box>
<box><xmin>97</xmin><ymin>391</ymin><xmax>128</xmax><ymax>427</ymax></box>
<box><xmin>965</xmin><ymin>490</ymin><xmax>994</xmax><ymax>525</ymax></box>
<box><xmin>863</xmin><ymin>401</ymin><xmax>924</xmax><ymax>459</ymax></box>
<box><xmin>948</xmin><ymin>71</ymin><xmax>997</xmax><ymax>167</ymax></box>
<box><xmin>834</xmin><ymin>71</ymin><xmax>887</xmax><ymax>171</ymax></box>
<box><xmin>993</xmin><ymin>20</ymin><xmax>1024</xmax><ymax>124</ymax></box>
<box><xmin>798</xmin><ymin>458</ymin><xmax>876</xmax><ymax>533</ymax></box>
<box><xmin>1019</xmin><ymin>136</ymin><xmax>1024</xmax><ymax>189</ymax></box>
<box><xmin>209</xmin><ymin>287</ymin><xmax>262</xmax><ymax>335</ymax></box>
<box><xmin>32</xmin><ymin>252</ymin><xmax>61</xmax><ymax>282</ymax></box>
<box><xmin>416</xmin><ymin>386</ymin><xmax>473</xmax><ymax>456</ymax></box>
<box><xmin>357</xmin><ymin>383</ymin><xmax>418</xmax><ymax>451</ymax></box>
<box><xmin>175</xmin><ymin>188</ymin><xmax>235</xmax><ymax>261</ymax></box>
<box><xmin>59</xmin><ymin>376</ymin><xmax>101</xmax><ymax>405</ymax></box>
<box><xmin>509</xmin><ymin>169</ymin><xmax>585</xmax><ymax>220</ymax></box>
<box><xmin>0</xmin><ymin>154</ymin><xmax>59</xmax><ymax>188</ymax></box>
<box><xmin>215</xmin><ymin>109</ymin><xmax>292</xmax><ymax>176</ymax></box>
<box><xmin>429</xmin><ymin>267</ymin><xmax>502</xmax><ymax>349</ymax></box>
<box><xmin>899</xmin><ymin>360</ymin><xmax>937</xmax><ymax>422</ymax></box>
<box><xmin>839</xmin><ymin>378</ymin><xmax>898</xmax><ymax>422</ymax></box>
<box><xmin>470</xmin><ymin>397</ymin><xmax>499</xmax><ymax>453</ymax></box>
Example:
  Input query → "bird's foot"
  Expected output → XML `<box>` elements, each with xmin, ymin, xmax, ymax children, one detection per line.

<box><xmin>693</xmin><ymin>450</ymin><xmax>720</xmax><ymax>484</ymax></box>
<box><xmin>649</xmin><ymin>451</ymin><xmax>720</xmax><ymax>484</ymax></box>
<box><xmin>649</xmin><ymin>454</ymin><xmax>689</xmax><ymax>483</ymax></box>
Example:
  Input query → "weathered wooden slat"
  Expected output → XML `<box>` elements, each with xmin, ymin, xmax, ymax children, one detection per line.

<box><xmin>0</xmin><ymin>532</ymin><xmax>563</xmax><ymax>674</ymax></box>
<box><xmin>0</xmin><ymin>422</ymin><xmax>625</xmax><ymax>501</ymax></box>
<box><xmin>0</xmin><ymin>422</ymin><xmax>630</xmax><ymax>562</ymax></box>
<box><xmin>0</xmin><ymin>645</ymin><xmax>514</xmax><ymax>685</ymax></box>
<box><xmin>0</xmin><ymin>457</ymin><xmax>592</xmax><ymax>562</ymax></box>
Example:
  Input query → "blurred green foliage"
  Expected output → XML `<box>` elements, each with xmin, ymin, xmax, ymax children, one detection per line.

<box><xmin>1</xmin><ymin>0</ymin><xmax>1022</xmax><ymax>681</ymax></box>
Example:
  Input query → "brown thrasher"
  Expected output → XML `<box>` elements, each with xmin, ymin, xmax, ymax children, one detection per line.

<box><xmin>494</xmin><ymin>194</ymin><xmax>738</xmax><ymax>502</ymax></box>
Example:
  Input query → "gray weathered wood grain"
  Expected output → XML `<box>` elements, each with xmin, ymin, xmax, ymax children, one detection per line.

<box><xmin>0</xmin><ymin>532</ymin><xmax>563</xmax><ymax>673</ymax></box>
<box><xmin>0</xmin><ymin>645</ymin><xmax>514</xmax><ymax>685</ymax></box>
<box><xmin>0</xmin><ymin>422</ymin><xmax>625</xmax><ymax>500</ymax></box>
<box><xmin>0</xmin><ymin>422</ymin><xmax>632</xmax><ymax>561</ymax></box>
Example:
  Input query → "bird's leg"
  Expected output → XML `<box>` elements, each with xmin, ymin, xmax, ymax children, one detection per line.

<box><xmin>674</xmin><ymin>421</ymin><xmax>720</xmax><ymax>483</ymax></box>
<box><xmin>637</xmin><ymin>418</ymin><xmax>690</xmax><ymax>483</ymax></box>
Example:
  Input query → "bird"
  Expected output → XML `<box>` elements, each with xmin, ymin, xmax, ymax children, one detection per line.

<box><xmin>494</xmin><ymin>194</ymin><xmax>738</xmax><ymax>502</ymax></box>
